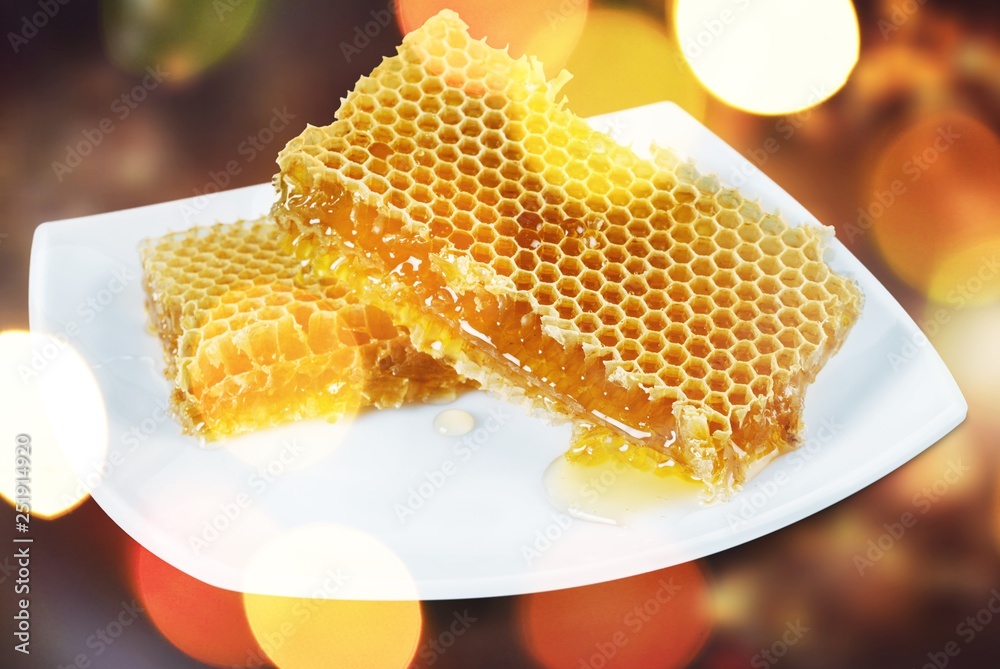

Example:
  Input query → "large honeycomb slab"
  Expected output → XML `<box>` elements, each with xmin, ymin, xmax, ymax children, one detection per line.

<box><xmin>139</xmin><ymin>219</ymin><xmax>467</xmax><ymax>439</ymax></box>
<box><xmin>272</xmin><ymin>10</ymin><xmax>862</xmax><ymax>498</ymax></box>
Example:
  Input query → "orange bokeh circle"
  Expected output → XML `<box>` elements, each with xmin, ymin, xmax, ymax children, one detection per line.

<box><xmin>395</xmin><ymin>0</ymin><xmax>588</xmax><ymax>73</ymax></box>
<box><xmin>519</xmin><ymin>561</ymin><xmax>713</xmax><ymax>669</ymax></box>
<box><xmin>130</xmin><ymin>544</ymin><xmax>266</xmax><ymax>667</ymax></box>
<box><xmin>866</xmin><ymin>112</ymin><xmax>1000</xmax><ymax>302</ymax></box>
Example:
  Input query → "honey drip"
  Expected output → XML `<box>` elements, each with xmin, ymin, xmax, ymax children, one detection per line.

<box><xmin>139</xmin><ymin>218</ymin><xmax>469</xmax><ymax>438</ymax></box>
<box><xmin>271</xmin><ymin>10</ymin><xmax>862</xmax><ymax>499</ymax></box>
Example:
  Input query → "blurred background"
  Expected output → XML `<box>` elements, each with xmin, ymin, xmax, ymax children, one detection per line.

<box><xmin>2</xmin><ymin>0</ymin><xmax>999</xmax><ymax>667</ymax></box>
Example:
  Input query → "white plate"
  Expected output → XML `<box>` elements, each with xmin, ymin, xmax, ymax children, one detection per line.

<box><xmin>28</xmin><ymin>102</ymin><xmax>967</xmax><ymax>600</ymax></box>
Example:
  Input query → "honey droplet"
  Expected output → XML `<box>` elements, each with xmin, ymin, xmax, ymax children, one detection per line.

<box><xmin>433</xmin><ymin>409</ymin><xmax>475</xmax><ymax>437</ymax></box>
<box><xmin>273</xmin><ymin>10</ymin><xmax>863</xmax><ymax>499</ymax></box>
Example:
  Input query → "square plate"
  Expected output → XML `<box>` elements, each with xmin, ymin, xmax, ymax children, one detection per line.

<box><xmin>28</xmin><ymin>102</ymin><xmax>967</xmax><ymax>600</ymax></box>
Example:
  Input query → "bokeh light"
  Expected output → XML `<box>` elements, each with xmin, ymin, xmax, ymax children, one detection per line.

<box><xmin>0</xmin><ymin>330</ymin><xmax>104</xmax><ymax>519</ymax></box>
<box><xmin>869</xmin><ymin>112</ymin><xmax>1000</xmax><ymax>302</ymax></box>
<box><xmin>927</xmin><ymin>236</ymin><xmax>1000</xmax><ymax>308</ymax></box>
<box><xmin>880</xmin><ymin>428</ymin><xmax>983</xmax><ymax>511</ymax></box>
<box><xmin>930</xmin><ymin>303</ymin><xmax>1000</xmax><ymax>433</ymax></box>
<box><xmin>101</xmin><ymin>0</ymin><xmax>263</xmax><ymax>80</ymax></box>
<box><xmin>223</xmin><ymin>419</ymin><xmax>355</xmax><ymax>472</ymax></box>
<box><xmin>708</xmin><ymin>564</ymin><xmax>757</xmax><ymax>628</ymax></box>
<box><xmin>994</xmin><ymin>470</ymin><xmax>1000</xmax><ymax>557</ymax></box>
<box><xmin>244</xmin><ymin>595</ymin><xmax>421</xmax><ymax>669</ymax></box>
<box><xmin>519</xmin><ymin>561</ymin><xmax>713</xmax><ymax>669</ymax></box>
<box><xmin>560</xmin><ymin>8</ymin><xmax>707</xmax><ymax>118</ymax></box>
<box><xmin>243</xmin><ymin>524</ymin><xmax>422</xmax><ymax>669</ymax></box>
<box><xmin>395</xmin><ymin>0</ymin><xmax>589</xmax><ymax>73</ymax></box>
<box><xmin>673</xmin><ymin>0</ymin><xmax>859</xmax><ymax>115</ymax></box>
<box><xmin>6</xmin><ymin>2</ymin><xmax>1000</xmax><ymax>666</ymax></box>
<box><xmin>131</xmin><ymin>543</ymin><xmax>265</xmax><ymax>667</ymax></box>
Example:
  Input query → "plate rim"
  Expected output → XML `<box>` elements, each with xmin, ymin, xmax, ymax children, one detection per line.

<box><xmin>27</xmin><ymin>102</ymin><xmax>968</xmax><ymax>599</ymax></box>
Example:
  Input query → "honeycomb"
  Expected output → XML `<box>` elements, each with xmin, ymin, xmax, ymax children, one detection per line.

<box><xmin>271</xmin><ymin>10</ymin><xmax>863</xmax><ymax>498</ymax></box>
<box><xmin>139</xmin><ymin>218</ymin><xmax>467</xmax><ymax>439</ymax></box>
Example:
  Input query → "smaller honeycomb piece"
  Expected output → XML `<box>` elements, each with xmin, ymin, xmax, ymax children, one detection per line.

<box><xmin>272</xmin><ymin>10</ymin><xmax>862</xmax><ymax>498</ymax></box>
<box><xmin>139</xmin><ymin>218</ymin><xmax>468</xmax><ymax>439</ymax></box>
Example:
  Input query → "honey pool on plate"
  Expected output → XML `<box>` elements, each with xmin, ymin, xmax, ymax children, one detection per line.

<box><xmin>272</xmin><ymin>10</ymin><xmax>862</xmax><ymax>499</ymax></box>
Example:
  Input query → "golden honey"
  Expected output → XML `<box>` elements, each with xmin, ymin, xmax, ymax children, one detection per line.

<box><xmin>272</xmin><ymin>10</ymin><xmax>862</xmax><ymax>498</ymax></box>
<box><xmin>139</xmin><ymin>218</ymin><xmax>467</xmax><ymax>439</ymax></box>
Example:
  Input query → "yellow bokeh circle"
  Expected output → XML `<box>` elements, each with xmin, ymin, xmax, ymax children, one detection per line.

<box><xmin>673</xmin><ymin>0</ymin><xmax>859</xmax><ymax>115</ymax></box>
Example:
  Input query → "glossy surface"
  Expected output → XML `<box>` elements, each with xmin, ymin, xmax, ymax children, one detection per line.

<box><xmin>28</xmin><ymin>103</ymin><xmax>965</xmax><ymax>600</ymax></box>
<box><xmin>274</xmin><ymin>11</ymin><xmax>862</xmax><ymax>499</ymax></box>
<box><xmin>140</xmin><ymin>219</ymin><xmax>466</xmax><ymax>438</ymax></box>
